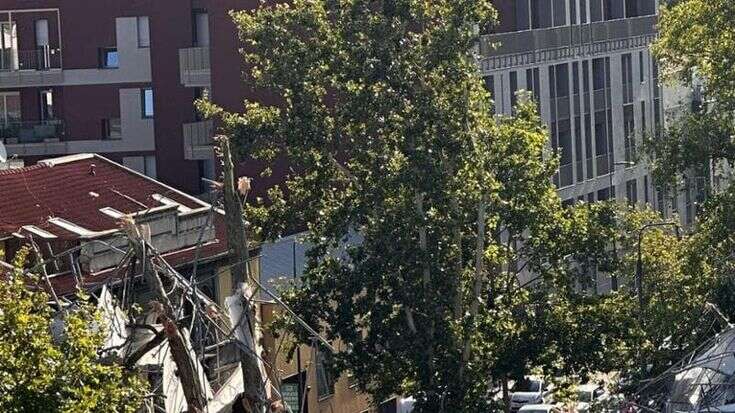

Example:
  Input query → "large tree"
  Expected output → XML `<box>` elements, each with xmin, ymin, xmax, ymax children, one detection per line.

<box><xmin>0</xmin><ymin>247</ymin><xmax>146</xmax><ymax>413</ymax></box>
<box><xmin>206</xmin><ymin>1</ymin><xmax>633</xmax><ymax>410</ymax></box>
<box><xmin>647</xmin><ymin>0</ymin><xmax>735</xmax><ymax>193</ymax></box>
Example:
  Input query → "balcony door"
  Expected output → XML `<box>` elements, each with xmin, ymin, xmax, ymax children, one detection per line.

<box><xmin>35</xmin><ymin>19</ymin><xmax>50</xmax><ymax>70</ymax></box>
<box><xmin>0</xmin><ymin>22</ymin><xmax>18</xmax><ymax>71</ymax></box>
<box><xmin>0</xmin><ymin>92</ymin><xmax>21</xmax><ymax>141</ymax></box>
<box><xmin>0</xmin><ymin>92</ymin><xmax>20</xmax><ymax>124</ymax></box>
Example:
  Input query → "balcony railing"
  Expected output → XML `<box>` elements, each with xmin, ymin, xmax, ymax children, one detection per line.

<box><xmin>0</xmin><ymin>120</ymin><xmax>64</xmax><ymax>144</ymax></box>
<box><xmin>183</xmin><ymin>120</ymin><xmax>215</xmax><ymax>160</ymax></box>
<box><xmin>179</xmin><ymin>47</ymin><xmax>210</xmax><ymax>87</ymax></box>
<box><xmin>0</xmin><ymin>47</ymin><xmax>62</xmax><ymax>71</ymax></box>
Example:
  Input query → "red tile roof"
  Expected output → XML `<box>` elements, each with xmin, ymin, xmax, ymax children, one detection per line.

<box><xmin>0</xmin><ymin>154</ymin><xmax>208</xmax><ymax>239</ymax></box>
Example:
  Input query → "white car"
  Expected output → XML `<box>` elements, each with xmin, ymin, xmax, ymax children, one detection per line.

<box><xmin>510</xmin><ymin>377</ymin><xmax>548</xmax><ymax>412</ymax></box>
<box><xmin>518</xmin><ymin>404</ymin><xmax>562</xmax><ymax>413</ymax></box>
<box><xmin>576</xmin><ymin>384</ymin><xmax>607</xmax><ymax>412</ymax></box>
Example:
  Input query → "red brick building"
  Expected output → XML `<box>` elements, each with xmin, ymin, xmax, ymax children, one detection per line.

<box><xmin>0</xmin><ymin>0</ymin><xmax>260</xmax><ymax>195</ymax></box>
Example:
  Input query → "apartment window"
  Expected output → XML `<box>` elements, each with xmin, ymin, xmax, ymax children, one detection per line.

<box><xmin>558</xmin><ymin>120</ymin><xmax>573</xmax><ymax>186</ymax></box>
<box><xmin>641</xmin><ymin>100</ymin><xmax>647</xmax><ymax>135</ymax></box>
<box><xmin>142</xmin><ymin>88</ymin><xmax>154</xmax><ymax>118</ymax></box>
<box><xmin>580</xmin><ymin>0</ymin><xmax>588</xmax><ymax>23</ymax></box>
<box><xmin>590</xmin><ymin>0</ymin><xmax>603</xmax><ymax>22</ymax></box>
<box><xmin>530</xmin><ymin>0</ymin><xmax>552</xmax><ymax>29</ymax></box>
<box><xmin>622</xmin><ymin>53</ymin><xmax>633</xmax><ymax>104</ymax></box>
<box><xmin>597</xmin><ymin>187</ymin><xmax>611</xmax><ymax>201</ymax></box>
<box><xmin>144</xmin><ymin>156</ymin><xmax>157</xmax><ymax>178</ymax></box>
<box><xmin>510</xmin><ymin>71</ymin><xmax>518</xmax><ymax>110</ymax></box>
<box><xmin>516</xmin><ymin>0</ymin><xmax>531</xmax><ymax>30</ymax></box>
<box><xmin>100</xmin><ymin>48</ymin><xmax>119</xmax><ymax>68</ymax></box>
<box><xmin>102</xmin><ymin>118</ymin><xmax>122</xmax><ymax>140</ymax></box>
<box><xmin>193</xmin><ymin>12</ymin><xmax>210</xmax><ymax>47</ymax></box>
<box><xmin>137</xmin><ymin>16</ymin><xmax>150</xmax><ymax>48</ymax></box>
<box><xmin>316</xmin><ymin>348</ymin><xmax>335</xmax><ymax>399</ymax></box>
<box><xmin>594</xmin><ymin>111</ymin><xmax>609</xmax><ymax>176</ymax></box>
<box><xmin>35</xmin><ymin>19</ymin><xmax>50</xmax><ymax>70</ymax></box>
<box><xmin>40</xmin><ymin>89</ymin><xmax>54</xmax><ymax>120</ymax></box>
<box><xmin>623</xmin><ymin>104</ymin><xmax>635</xmax><ymax>162</ymax></box>
<box><xmin>570</xmin><ymin>0</ymin><xmax>577</xmax><ymax>25</ymax></box>
<box><xmin>626</xmin><ymin>179</ymin><xmax>638</xmax><ymax>205</ymax></box>
<box><xmin>526</xmin><ymin>67</ymin><xmax>541</xmax><ymax>105</ymax></box>
<box><xmin>575</xmin><ymin>116</ymin><xmax>583</xmax><ymax>182</ymax></box>
<box><xmin>592</xmin><ymin>58</ymin><xmax>606</xmax><ymax>91</ymax></box>
<box><xmin>644</xmin><ymin>175</ymin><xmax>650</xmax><ymax>204</ymax></box>
<box><xmin>638</xmin><ymin>51</ymin><xmax>645</xmax><ymax>83</ymax></box>
<box><xmin>553</xmin><ymin>0</ymin><xmax>567</xmax><ymax>27</ymax></box>
<box><xmin>483</xmin><ymin>75</ymin><xmax>495</xmax><ymax>114</ymax></box>
<box><xmin>603</xmin><ymin>0</ymin><xmax>623</xmax><ymax>20</ymax></box>
<box><xmin>585</xmin><ymin>113</ymin><xmax>593</xmax><ymax>179</ymax></box>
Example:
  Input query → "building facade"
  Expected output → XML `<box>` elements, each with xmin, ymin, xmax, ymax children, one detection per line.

<box><xmin>482</xmin><ymin>0</ymin><xmax>661</xmax><ymax>207</ymax></box>
<box><xmin>0</xmin><ymin>0</ymin><xmax>261</xmax><ymax>195</ymax></box>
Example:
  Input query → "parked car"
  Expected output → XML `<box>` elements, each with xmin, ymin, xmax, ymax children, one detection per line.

<box><xmin>518</xmin><ymin>404</ymin><xmax>562</xmax><ymax>413</ymax></box>
<box><xmin>510</xmin><ymin>377</ymin><xmax>548</xmax><ymax>412</ymax></box>
<box><xmin>576</xmin><ymin>383</ymin><xmax>607</xmax><ymax>412</ymax></box>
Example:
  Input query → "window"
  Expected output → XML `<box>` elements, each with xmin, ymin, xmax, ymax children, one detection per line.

<box><xmin>193</xmin><ymin>12</ymin><xmax>210</xmax><ymax>47</ymax></box>
<box><xmin>641</xmin><ymin>100</ymin><xmax>647</xmax><ymax>135</ymax></box>
<box><xmin>644</xmin><ymin>175</ymin><xmax>650</xmax><ymax>204</ymax></box>
<box><xmin>516</xmin><ymin>0</ymin><xmax>531</xmax><ymax>30</ymax></box>
<box><xmin>622</xmin><ymin>53</ymin><xmax>633</xmax><ymax>104</ymax></box>
<box><xmin>639</xmin><ymin>51</ymin><xmax>645</xmax><ymax>83</ymax></box>
<box><xmin>553</xmin><ymin>0</ymin><xmax>567</xmax><ymax>27</ymax></box>
<box><xmin>35</xmin><ymin>19</ymin><xmax>50</xmax><ymax>69</ymax></box>
<box><xmin>483</xmin><ymin>75</ymin><xmax>495</xmax><ymax>114</ymax></box>
<box><xmin>102</xmin><ymin>118</ymin><xmax>121</xmax><ymax>140</ymax></box>
<box><xmin>626</xmin><ymin>179</ymin><xmax>638</xmax><ymax>205</ymax></box>
<box><xmin>530</xmin><ymin>0</ymin><xmax>552</xmax><ymax>29</ymax></box>
<box><xmin>142</xmin><ymin>88</ymin><xmax>154</xmax><ymax>118</ymax></box>
<box><xmin>40</xmin><ymin>89</ymin><xmax>53</xmax><ymax>120</ymax></box>
<box><xmin>592</xmin><ymin>58</ymin><xmax>606</xmax><ymax>91</ymax></box>
<box><xmin>315</xmin><ymin>347</ymin><xmax>335</xmax><ymax>399</ymax></box>
<box><xmin>623</xmin><ymin>104</ymin><xmax>635</xmax><ymax>162</ymax></box>
<box><xmin>137</xmin><ymin>16</ymin><xmax>150</xmax><ymax>48</ymax></box>
<box><xmin>100</xmin><ymin>48</ymin><xmax>118</xmax><ymax>68</ymax></box>
<box><xmin>526</xmin><ymin>67</ymin><xmax>541</xmax><ymax>106</ymax></box>
<box><xmin>509</xmin><ymin>71</ymin><xmax>518</xmax><ymax>111</ymax></box>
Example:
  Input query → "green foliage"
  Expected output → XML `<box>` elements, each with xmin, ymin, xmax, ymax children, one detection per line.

<box><xmin>0</xmin><ymin>248</ymin><xmax>146</xmax><ymax>413</ymax></box>
<box><xmin>648</xmin><ymin>0</ymin><xmax>735</xmax><ymax>190</ymax></box>
<box><xmin>654</xmin><ymin>0</ymin><xmax>735</xmax><ymax>109</ymax></box>
<box><xmin>644</xmin><ymin>110</ymin><xmax>735</xmax><ymax>191</ymax></box>
<box><xmin>214</xmin><ymin>1</ymin><xmax>650</xmax><ymax>410</ymax></box>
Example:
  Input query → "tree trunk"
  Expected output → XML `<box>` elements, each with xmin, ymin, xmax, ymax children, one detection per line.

<box><xmin>218</xmin><ymin>135</ymin><xmax>268</xmax><ymax>413</ymax></box>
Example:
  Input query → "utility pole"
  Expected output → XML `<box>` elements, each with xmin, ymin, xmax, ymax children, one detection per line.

<box><xmin>217</xmin><ymin>135</ymin><xmax>269</xmax><ymax>413</ymax></box>
<box><xmin>123</xmin><ymin>220</ymin><xmax>207</xmax><ymax>413</ymax></box>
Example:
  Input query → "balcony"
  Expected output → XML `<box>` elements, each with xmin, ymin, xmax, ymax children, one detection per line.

<box><xmin>1</xmin><ymin>120</ymin><xmax>64</xmax><ymax>144</ymax></box>
<box><xmin>479</xmin><ymin>15</ymin><xmax>658</xmax><ymax>72</ymax></box>
<box><xmin>1</xmin><ymin>120</ymin><xmax>66</xmax><ymax>156</ymax></box>
<box><xmin>179</xmin><ymin>47</ymin><xmax>210</xmax><ymax>87</ymax></box>
<box><xmin>183</xmin><ymin>120</ymin><xmax>215</xmax><ymax>160</ymax></box>
<box><xmin>0</xmin><ymin>47</ymin><xmax>64</xmax><ymax>87</ymax></box>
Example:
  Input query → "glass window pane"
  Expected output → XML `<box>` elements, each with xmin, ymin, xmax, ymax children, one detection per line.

<box><xmin>143</xmin><ymin>88</ymin><xmax>154</xmax><ymax>117</ymax></box>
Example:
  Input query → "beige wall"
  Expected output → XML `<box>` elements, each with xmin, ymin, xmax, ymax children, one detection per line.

<box><xmin>262</xmin><ymin>303</ymin><xmax>376</xmax><ymax>413</ymax></box>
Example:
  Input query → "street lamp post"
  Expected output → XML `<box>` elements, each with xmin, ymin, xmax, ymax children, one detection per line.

<box><xmin>635</xmin><ymin>222</ymin><xmax>681</xmax><ymax>324</ymax></box>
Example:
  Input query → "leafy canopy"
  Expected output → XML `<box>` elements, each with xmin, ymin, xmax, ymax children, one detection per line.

<box><xmin>0</xmin><ymin>247</ymin><xmax>146</xmax><ymax>413</ymax></box>
<box><xmin>208</xmin><ymin>0</ymin><xmax>640</xmax><ymax>410</ymax></box>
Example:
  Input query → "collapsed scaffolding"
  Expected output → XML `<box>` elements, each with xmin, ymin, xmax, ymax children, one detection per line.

<box><xmin>634</xmin><ymin>307</ymin><xmax>735</xmax><ymax>413</ymax></box>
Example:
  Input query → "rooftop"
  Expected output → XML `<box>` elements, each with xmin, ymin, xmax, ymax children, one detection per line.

<box><xmin>0</xmin><ymin>154</ymin><xmax>209</xmax><ymax>239</ymax></box>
